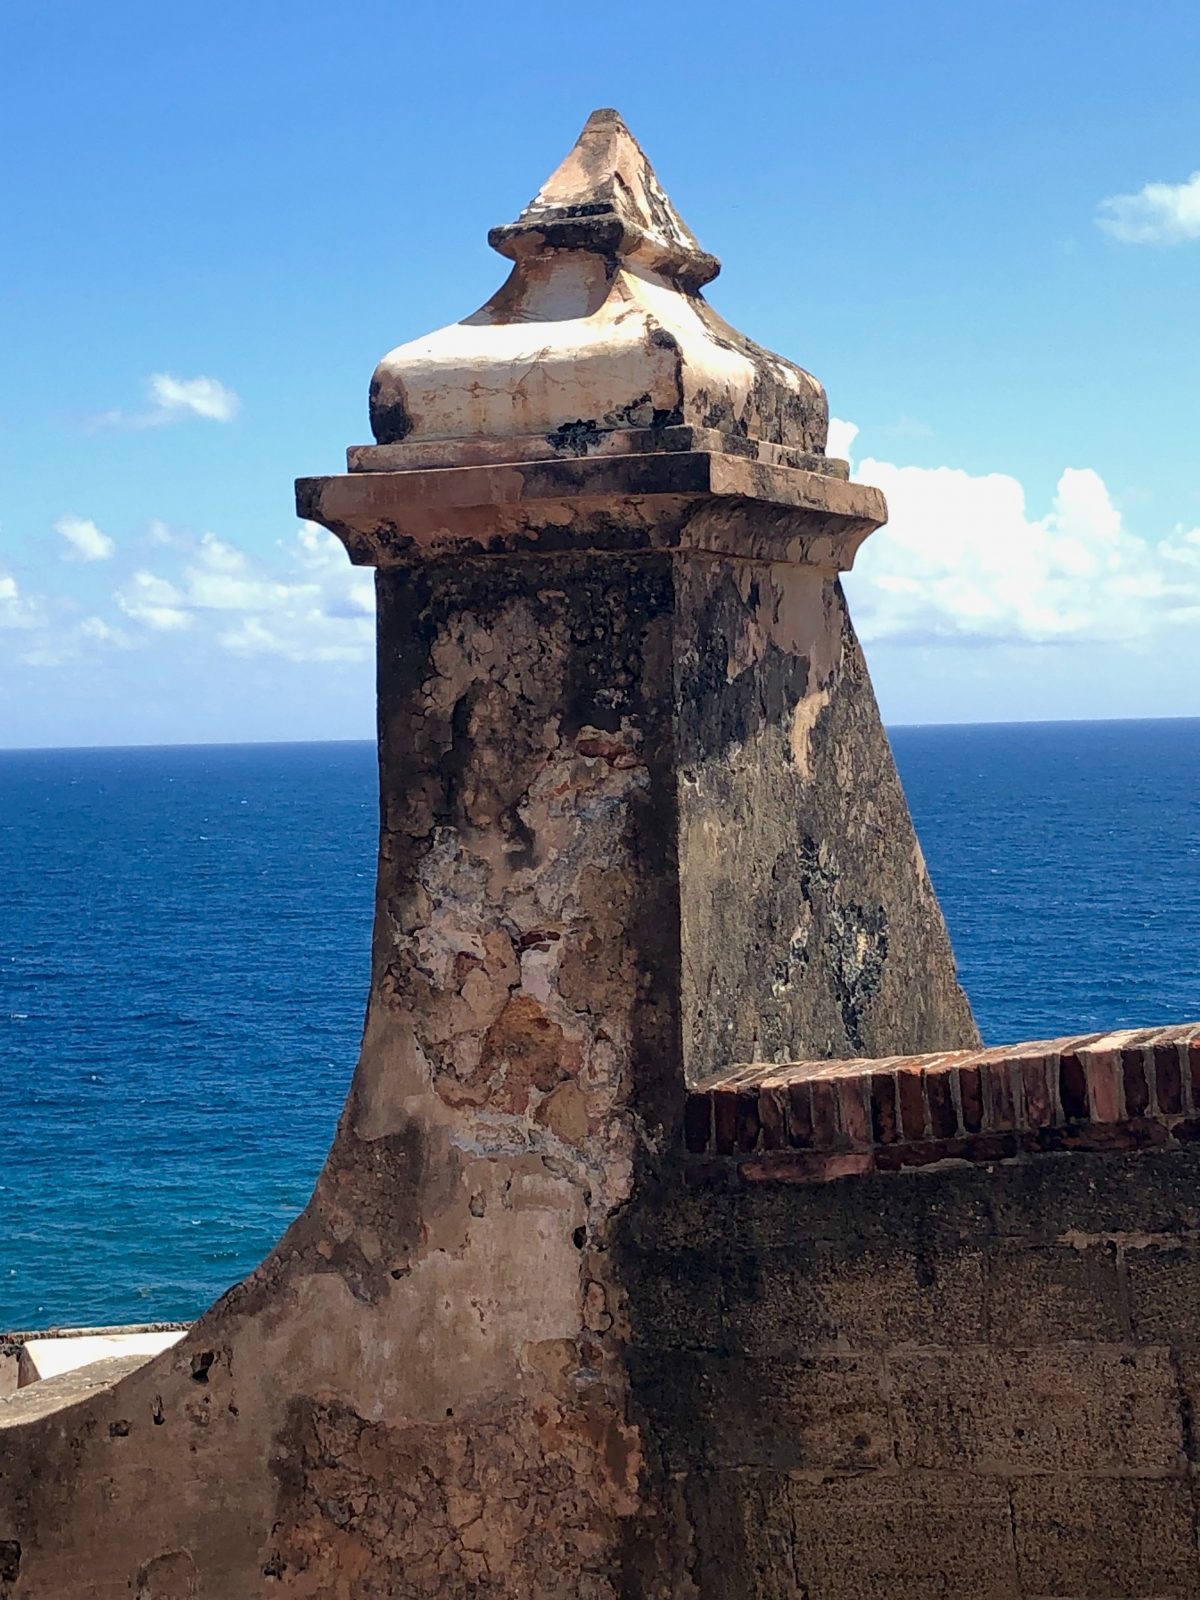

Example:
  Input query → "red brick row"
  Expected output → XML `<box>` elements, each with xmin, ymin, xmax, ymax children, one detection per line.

<box><xmin>682</xmin><ymin>1026</ymin><xmax>1200</xmax><ymax>1183</ymax></box>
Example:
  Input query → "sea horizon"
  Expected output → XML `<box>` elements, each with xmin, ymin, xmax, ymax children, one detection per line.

<box><xmin>4</xmin><ymin>710</ymin><xmax>1200</xmax><ymax>757</ymax></box>
<box><xmin>3</xmin><ymin>719</ymin><xmax>1199</xmax><ymax>1327</ymax></box>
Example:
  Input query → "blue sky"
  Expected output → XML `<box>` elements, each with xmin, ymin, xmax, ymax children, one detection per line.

<box><xmin>3</xmin><ymin>0</ymin><xmax>1199</xmax><ymax>746</ymax></box>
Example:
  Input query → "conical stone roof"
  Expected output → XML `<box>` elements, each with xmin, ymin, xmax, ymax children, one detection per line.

<box><xmin>363</xmin><ymin>109</ymin><xmax>833</xmax><ymax>470</ymax></box>
<box><xmin>487</xmin><ymin>106</ymin><xmax>720</xmax><ymax>291</ymax></box>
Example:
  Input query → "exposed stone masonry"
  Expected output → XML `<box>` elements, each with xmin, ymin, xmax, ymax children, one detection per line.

<box><xmin>625</xmin><ymin>1143</ymin><xmax>1200</xmax><ymax>1598</ymax></box>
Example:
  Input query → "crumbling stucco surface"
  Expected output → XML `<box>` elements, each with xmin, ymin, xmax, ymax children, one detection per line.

<box><xmin>672</xmin><ymin>554</ymin><xmax>977</xmax><ymax>1078</ymax></box>
<box><xmin>0</xmin><ymin>555</ymin><xmax>673</xmax><ymax>1597</ymax></box>
<box><xmin>0</xmin><ymin>109</ymin><xmax>991</xmax><ymax>1597</ymax></box>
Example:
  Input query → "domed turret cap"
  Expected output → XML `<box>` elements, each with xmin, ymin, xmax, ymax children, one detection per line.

<box><xmin>364</xmin><ymin>109</ymin><xmax>832</xmax><ymax>469</ymax></box>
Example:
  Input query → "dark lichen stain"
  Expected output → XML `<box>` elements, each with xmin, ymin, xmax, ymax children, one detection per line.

<box><xmin>368</xmin><ymin>373</ymin><xmax>414</xmax><ymax>445</ymax></box>
<box><xmin>674</xmin><ymin>565</ymin><xmax>976</xmax><ymax>1075</ymax></box>
<box><xmin>547</xmin><ymin>419</ymin><xmax>605</xmax><ymax>456</ymax></box>
<box><xmin>691</xmin><ymin>298</ymin><xmax>829</xmax><ymax>452</ymax></box>
<box><xmin>0</xmin><ymin>1541</ymin><xmax>19</xmax><ymax>1584</ymax></box>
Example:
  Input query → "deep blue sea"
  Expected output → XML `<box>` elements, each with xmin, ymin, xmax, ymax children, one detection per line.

<box><xmin>2</xmin><ymin>722</ymin><xmax>1199</xmax><ymax>1329</ymax></box>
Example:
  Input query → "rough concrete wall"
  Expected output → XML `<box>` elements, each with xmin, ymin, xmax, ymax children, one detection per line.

<box><xmin>675</xmin><ymin>557</ymin><xmax>978</xmax><ymax>1079</ymax></box>
<box><xmin>623</xmin><ymin>1146</ymin><xmax>1200</xmax><ymax>1599</ymax></box>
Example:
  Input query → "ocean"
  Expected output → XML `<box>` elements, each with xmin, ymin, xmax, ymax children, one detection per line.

<box><xmin>2</xmin><ymin>721</ymin><xmax>1198</xmax><ymax>1330</ymax></box>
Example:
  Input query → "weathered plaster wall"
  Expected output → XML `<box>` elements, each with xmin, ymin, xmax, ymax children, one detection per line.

<box><xmin>248</xmin><ymin>552</ymin><xmax>691</xmax><ymax>1595</ymax></box>
<box><xmin>624</xmin><ymin>1145</ymin><xmax>1200</xmax><ymax>1599</ymax></box>
<box><xmin>0</xmin><ymin>551</ymin><xmax>687</xmax><ymax>1599</ymax></box>
<box><xmin>9</xmin><ymin>1138</ymin><xmax>1200</xmax><ymax>1598</ymax></box>
<box><xmin>673</xmin><ymin>557</ymin><xmax>977</xmax><ymax>1077</ymax></box>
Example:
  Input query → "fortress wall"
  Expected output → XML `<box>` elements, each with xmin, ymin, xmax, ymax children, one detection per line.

<box><xmin>626</xmin><ymin>1143</ymin><xmax>1200</xmax><ymax>1599</ymax></box>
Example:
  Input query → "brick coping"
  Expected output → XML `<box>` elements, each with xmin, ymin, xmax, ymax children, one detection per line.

<box><xmin>684</xmin><ymin>1025</ymin><xmax>1200</xmax><ymax>1184</ymax></box>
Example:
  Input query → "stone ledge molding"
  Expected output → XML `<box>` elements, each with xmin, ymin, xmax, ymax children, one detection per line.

<box><xmin>345</xmin><ymin>423</ymin><xmax>852</xmax><ymax>477</ymax></box>
<box><xmin>297</xmin><ymin>450</ymin><xmax>885</xmax><ymax>569</ymax></box>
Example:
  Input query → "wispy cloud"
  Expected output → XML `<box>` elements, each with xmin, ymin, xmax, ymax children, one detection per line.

<box><xmin>79</xmin><ymin>616</ymin><xmax>131</xmax><ymax>648</ymax></box>
<box><xmin>1097</xmin><ymin>170</ymin><xmax>1200</xmax><ymax>245</ymax></box>
<box><xmin>115</xmin><ymin>571</ymin><xmax>193</xmax><ymax>632</ymax></box>
<box><xmin>0</xmin><ymin>573</ymin><xmax>31</xmax><ymax>628</ymax></box>
<box><xmin>146</xmin><ymin>374</ymin><xmax>240</xmax><ymax>423</ymax></box>
<box><xmin>90</xmin><ymin>373</ymin><xmax>241</xmax><ymax>431</ymax></box>
<box><xmin>110</xmin><ymin>524</ymin><xmax>374</xmax><ymax>661</ymax></box>
<box><xmin>55</xmin><ymin>514</ymin><xmax>115</xmax><ymax>562</ymax></box>
<box><xmin>0</xmin><ymin>569</ymin><xmax>47</xmax><ymax>641</ymax></box>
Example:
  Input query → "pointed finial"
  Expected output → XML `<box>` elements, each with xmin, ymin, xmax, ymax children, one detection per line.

<box><xmin>358</xmin><ymin>108</ymin><xmax>832</xmax><ymax>462</ymax></box>
<box><xmin>489</xmin><ymin>109</ymin><xmax>721</xmax><ymax>291</ymax></box>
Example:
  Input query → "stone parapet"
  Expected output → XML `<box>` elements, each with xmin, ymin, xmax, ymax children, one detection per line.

<box><xmin>685</xmin><ymin>1024</ymin><xmax>1200</xmax><ymax>1182</ymax></box>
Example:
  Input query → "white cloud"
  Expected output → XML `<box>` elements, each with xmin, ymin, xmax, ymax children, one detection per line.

<box><xmin>116</xmin><ymin>571</ymin><xmax>193</xmax><ymax>632</ymax></box>
<box><xmin>0</xmin><ymin>571</ymin><xmax>43</xmax><ymax>632</ymax></box>
<box><xmin>183</xmin><ymin>534</ymin><xmax>295</xmax><ymax>613</ymax></box>
<box><xmin>838</xmin><ymin>417</ymin><xmax>1200</xmax><ymax>647</ymax></box>
<box><xmin>55</xmin><ymin>514</ymin><xmax>115</xmax><ymax>562</ymax></box>
<box><xmin>216</xmin><ymin>614</ymin><xmax>367</xmax><ymax>664</ymax></box>
<box><xmin>0</xmin><ymin>574</ymin><xmax>26</xmax><ymax>626</ymax></box>
<box><xmin>79</xmin><ymin>616</ymin><xmax>130</xmax><ymax>647</ymax></box>
<box><xmin>147</xmin><ymin>374</ymin><xmax>241</xmax><ymax>423</ymax></box>
<box><xmin>1097</xmin><ymin>171</ymin><xmax>1200</xmax><ymax>245</ymax></box>
<box><xmin>826</xmin><ymin>417</ymin><xmax>859</xmax><ymax>462</ymax></box>
<box><xmin>112</xmin><ymin>523</ymin><xmax>374</xmax><ymax>661</ymax></box>
<box><xmin>0</xmin><ymin>579</ymin><xmax>130</xmax><ymax>668</ymax></box>
<box><xmin>0</xmin><ymin>522</ymin><xmax>375</xmax><ymax>746</ymax></box>
<box><xmin>90</xmin><ymin>373</ymin><xmax>241</xmax><ymax>430</ymax></box>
